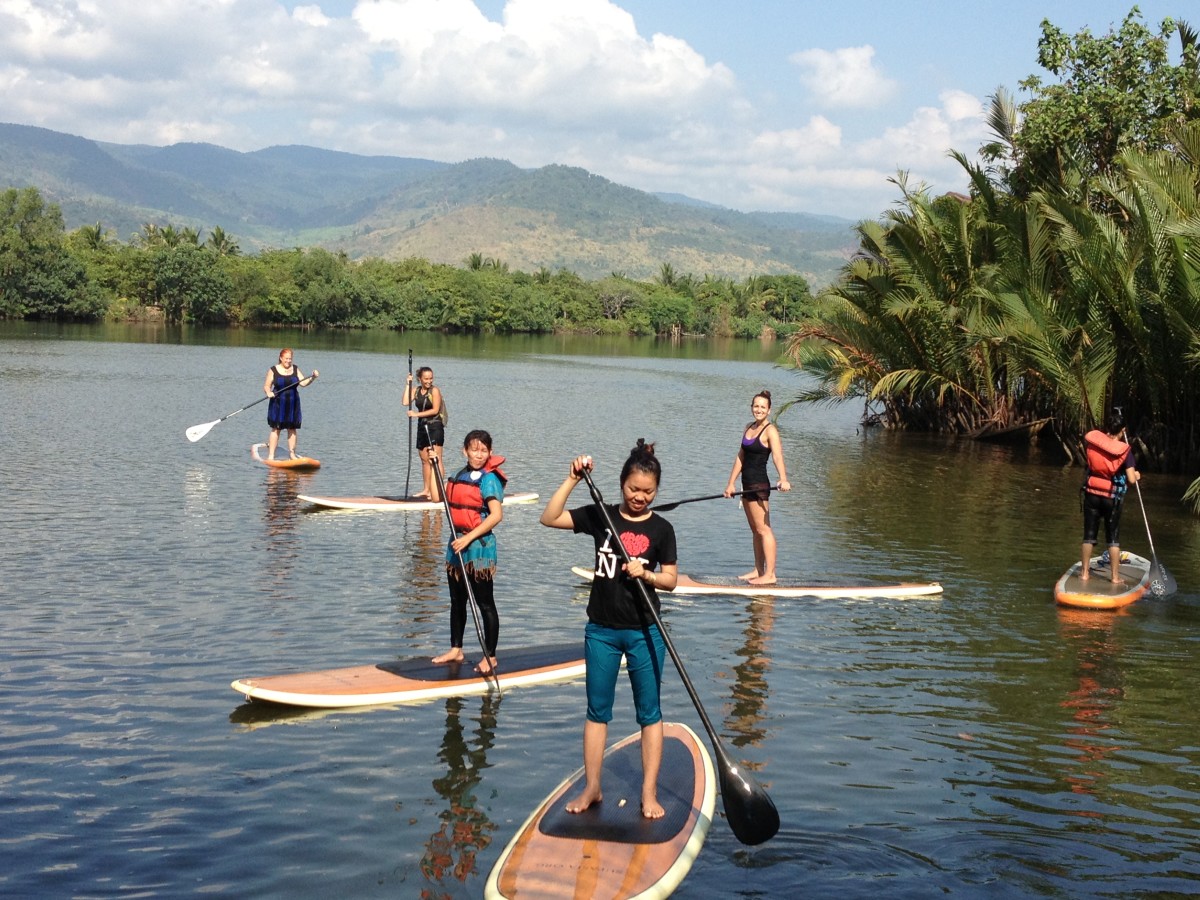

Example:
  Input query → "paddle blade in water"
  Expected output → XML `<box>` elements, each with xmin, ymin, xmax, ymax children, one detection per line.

<box><xmin>718</xmin><ymin>759</ymin><xmax>780</xmax><ymax>846</ymax></box>
<box><xmin>1150</xmin><ymin>562</ymin><xmax>1177</xmax><ymax>597</ymax></box>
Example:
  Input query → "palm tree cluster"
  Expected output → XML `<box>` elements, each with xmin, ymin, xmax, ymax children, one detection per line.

<box><xmin>786</xmin><ymin>10</ymin><xmax>1200</xmax><ymax>507</ymax></box>
<box><xmin>788</xmin><ymin>123</ymin><xmax>1200</xmax><ymax>483</ymax></box>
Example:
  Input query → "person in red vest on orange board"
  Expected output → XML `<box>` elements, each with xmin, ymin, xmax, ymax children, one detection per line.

<box><xmin>1080</xmin><ymin>412</ymin><xmax>1140</xmax><ymax>584</ymax></box>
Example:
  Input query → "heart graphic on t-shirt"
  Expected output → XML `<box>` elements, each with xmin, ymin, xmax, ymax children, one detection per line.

<box><xmin>620</xmin><ymin>531</ymin><xmax>650</xmax><ymax>557</ymax></box>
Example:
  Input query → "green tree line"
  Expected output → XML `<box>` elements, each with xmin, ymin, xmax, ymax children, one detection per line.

<box><xmin>0</xmin><ymin>188</ymin><xmax>813</xmax><ymax>339</ymax></box>
<box><xmin>786</xmin><ymin>9</ymin><xmax>1200</xmax><ymax>508</ymax></box>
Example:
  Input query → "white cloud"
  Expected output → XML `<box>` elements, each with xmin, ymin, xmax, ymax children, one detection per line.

<box><xmin>789</xmin><ymin>45</ymin><xmax>898</xmax><ymax>109</ymax></box>
<box><xmin>0</xmin><ymin>0</ymin><xmax>995</xmax><ymax>218</ymax></box>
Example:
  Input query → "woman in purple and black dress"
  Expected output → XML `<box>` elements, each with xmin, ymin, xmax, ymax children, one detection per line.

<box><xmin>724</xmin><ymin>390</ymin><xmax>790</xmax><ymax>585</ymax></box>
<box><xmin>262</xmin><ymin>348</ymin><xmax>317</xmax><ymax>460</ymax></box>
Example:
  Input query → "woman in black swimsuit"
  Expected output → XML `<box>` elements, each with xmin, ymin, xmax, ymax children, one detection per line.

<box><xmin>403</xmin><ymin>366</ymin><xmax>445</xmax><ymax>501</ymax></box>
<box><xmin>724</xmin><ymin>390</ymin><xmax>790</xmax><ymax>585</ymax></box>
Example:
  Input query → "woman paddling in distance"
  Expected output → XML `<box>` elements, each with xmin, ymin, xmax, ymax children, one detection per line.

<box><xmin>263</xmin><ymin>348</ymin><xmax>318</xmax><ymax>460</ymax></box>
<box><xmin>540</xmin><ymin>441</ymin><xmax>678</xmax><ymax>819</ymax></box>
<box><xmin>724</xmin><ymin>389</ymin><xmax>790</xmax><ymax>585</ymax></box>
<box><xmin>1079</xmin><ymin>412</ymin><xmax>1140</xmax><ymax>584</ymax></box>
<box><xmin>433</xmin><ymin>429</ymin><xmax>505</xmax><ymax>674</ymax></box>
<box><xmin>403</xmin><ymin>366</ymin><xmax>445</xmax><ymax>501</ymax></box>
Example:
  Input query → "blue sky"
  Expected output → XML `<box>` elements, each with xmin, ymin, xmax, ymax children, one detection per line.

<box><xmin>0</xmin><ymin>0</ymin><xmax>1188</xmax><ymax>219</ymax></box>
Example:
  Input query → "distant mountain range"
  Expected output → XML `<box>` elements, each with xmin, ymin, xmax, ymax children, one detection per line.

<box><xmin>0</xmin><ymin>122</ymin><xmax>857</xmax><ymax>285</ymax></box>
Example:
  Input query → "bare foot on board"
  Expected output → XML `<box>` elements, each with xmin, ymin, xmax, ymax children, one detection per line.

<box><xmin>432</xmin><ymin>648</ymin><xmax>465</xmax><ymax>665</ymax></box>
<box><xmin>475</xmin><ymin>656</ymin><xmax>498</xmax><ymax>675</ymax></box>
<box><xmin>748</xmin><ymin>574</ymin><xmax>777</xmax><ymax>585</ymax></box>
<box><xmin>641</xmin><ymin>795</ymin><xmax>665</xmax><ymax>819</ymax></box>
<box><xmin>565</xmin><ymin>787</ymin><xmax>602</xmax><ymax>814</ymax></box>
<box><xmin>737</xmin><ymin>570</ymin><xmax>760</xmax><ymax>581</ymax></box>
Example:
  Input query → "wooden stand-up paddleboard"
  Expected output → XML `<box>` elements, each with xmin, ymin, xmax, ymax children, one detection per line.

<box><xmin>571</xmin><ymin>566</ymin><xmax>942</xmax><ymax>599</ymax></box>
<box><xmin>485</xmin><ymin>722</ymin><xmax>715</xmax><ymax>900</ymax></box>
<box><xmin>1054</xmin><ymin>552</ymin><xmax>1152</xmax><ymax>609</ymax></box>
<box><xmin>298</xmin><ymin>491</ymin><xmax>538</xmax><ymax>510</ymax></box>
<box><xmin>232</xmin><ymin>642</ymin><xmax>584</xmax><ymax>708</ymax></box>
<box><xmin>251</xmin><ymin>443</ymin><xmax>321</xmax><ymax>471</ymax></box>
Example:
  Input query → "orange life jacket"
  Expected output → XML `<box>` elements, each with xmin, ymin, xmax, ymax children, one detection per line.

<box><xmin>446</xmin><ymin>455</ymin><xmax>507</xmax><ymax>531</ymax></box>
<box><xmin>1084</xmin><ymin>430</ymin><xmax>1130</xmax><ymax>498</ymax></box>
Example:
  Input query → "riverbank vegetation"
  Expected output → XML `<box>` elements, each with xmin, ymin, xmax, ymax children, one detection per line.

<box><xmin>0</xmin><ymin>186</ymin><xmax>813</xmax><ymax>339</ymax></box>
<box><xmin>785</xmin><ymin>9</ymin><xmax>1200</xmax><ymax>506</ymax></box>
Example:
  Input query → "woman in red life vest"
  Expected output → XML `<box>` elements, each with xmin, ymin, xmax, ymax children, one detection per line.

<box><xmin>434</xmin><ymin>429</ymin><xmax>505</xmax><ymax>674</ymax></box>
<box><xmin>1080</xmin><ymin>413</ymin><xmax>1140</xmax><ymax>584</ymax></box>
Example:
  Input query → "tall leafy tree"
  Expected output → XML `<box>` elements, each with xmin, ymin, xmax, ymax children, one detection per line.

<box><xmin>988</xmin><ymin>9</ymin><xmax>1200</xmax><ymax>199</ymax></box>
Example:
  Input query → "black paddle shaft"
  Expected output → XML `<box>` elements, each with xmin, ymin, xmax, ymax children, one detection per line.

<box><xmin>652</xmin><ymin>486</ymin><xmax>778</xmax><ymax>513</ymax></box>
<box><xmin>579</xmin><ymin>468</ymin><xmax>779</xmax><ymax>846</ymax></box>
<box><xmin>424</xmin><ymin>420</ymin><xmax>502</xmax><ymax>695</ymax></box>
<box><xmin>405</xmin><ymin>349</ymin><xmax>414</xmax><ymax>498</ymax></box>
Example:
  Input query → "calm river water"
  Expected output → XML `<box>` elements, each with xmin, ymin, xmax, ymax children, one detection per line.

<box><xmin>4</xmin><ymin>321</ymin><xmax>1200</xmax><ymax>898</ymax></box>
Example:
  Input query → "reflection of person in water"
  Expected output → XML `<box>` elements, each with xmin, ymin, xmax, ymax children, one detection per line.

<box><xmin>262</xmin><ymin>469</ymin><xmax>302</xmax><ymax>587</ymax></box>
<box><xmin>724</xmin><ymin>597</ymin><xmax>775</xmax><ymax>752</ymax></box>
<box><xmin>418</xmin><ymin>694</ymin><xmax>499</xmax><ymax>897</ymax></box>
<box><xmin>1057</xmin><ymin>609</ymin><xmax>1125</xmax><ymax>802</ymax></box>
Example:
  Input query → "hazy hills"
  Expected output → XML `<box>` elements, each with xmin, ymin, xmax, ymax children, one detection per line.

<box><xmin>0</xmin><ymin>122</ymin><xmax>856</xmax><ymax>285</ymax></box>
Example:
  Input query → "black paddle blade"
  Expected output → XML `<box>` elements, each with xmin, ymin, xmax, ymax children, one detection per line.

<box><xmin>718</xmin><ymin>756</ymin><xmax>780</xmax><ymax>846</ymax></box>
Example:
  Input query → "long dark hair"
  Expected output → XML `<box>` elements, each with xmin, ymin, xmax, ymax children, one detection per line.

<box><xmin>620</xmin><ymin>438</ymin><xmax>661</xmax><ymax>487</ymax></box>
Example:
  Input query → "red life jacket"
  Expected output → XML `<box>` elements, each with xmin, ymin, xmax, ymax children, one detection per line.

<box><xmin>1084</xmin><ymin>430</ymin><xmax>1129</xmax><ymax>498</ymax></box>
<box><xmin>446</xmin><ymin>455</ymin><xmax>508</xmax><ymax>531</ymax></box>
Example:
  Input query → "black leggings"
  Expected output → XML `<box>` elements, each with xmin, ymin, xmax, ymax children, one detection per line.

<box><xmin>1082</xmin><ymin>491</ymin><xmax>1123</xmax><ymax>546</ymax></box>
<box><xmin>447</xmin><ymin>568</ymin><xmax>499</xmax><ymax>657</ymax></box>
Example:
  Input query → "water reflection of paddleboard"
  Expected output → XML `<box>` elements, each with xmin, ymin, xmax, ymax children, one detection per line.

<box><xmin>571</xmin><ymin>566</ymin><xmax>943</xmax><ymax>599</ymax></box>
<box><xmin>251</xmin><ymin>443</ymin><xmax>320</xmax><ymax>471</ymax></box>
<box><xmin>297</xmin><ymin>491</ymin><xmax>538</xmax><ymax>511</ymax></box>
<box><xmin>485</xmin><ymin>721</ymin><xmax>714</xmax><ymax>900</ymax></box>
<box><xmin>1054</xmin><ymin>552</ymin><xmax>1151</xmax><ymax>610</ymax></box>
<box><xmin>231</xmin><ymin>642</ymin><xmax>584</xmax><ymax>708</ymax></box>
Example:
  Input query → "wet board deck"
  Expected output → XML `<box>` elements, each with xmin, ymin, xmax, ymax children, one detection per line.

<box><xmin>297</xmin><ymin>491</ymin><xmax>538</xmax><ymax>510</ymax></box>
<box><xmin>485</xmin><ymin>721</ymin><xmax>715</xmax><ymax>900</ymax></box>
<box><xmin>231</xmin><ymin>642</ymin><xmax>584</xmax><ymax>708</ymax></box>
<box><xmin>1054</xmin><ymin>552</ymin><xmax>1152</xmax><ymax>609</ymax></box>
<box><xmin>571</xmin><ymin>566</ymin><xmax>942</xmax><ymax>599</ymax></box>
<box><xmin>251</xmin><ymin>443</ymin><xmax>321</xmax><ymax>471</ymax></box>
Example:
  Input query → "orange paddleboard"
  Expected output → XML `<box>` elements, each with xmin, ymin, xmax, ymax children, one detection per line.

<box><xmin>486</xmin><ymin>722</ymin><xmax>715</xmax><ymax>900</ymax></box>
<box><xmin>1054</xmin><ymin>552</ymin><xmax>1152</xmax><ymax>609</ymax></box>
<box><xmin>251</xmin><ymin>443</ymin><xmax>320</xmax><ymax>471</ymax></box>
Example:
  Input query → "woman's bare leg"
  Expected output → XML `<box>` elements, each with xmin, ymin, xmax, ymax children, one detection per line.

<box><xmin>567</xmin><ymin>720</ymin><xmax>607</xmax><ymax>813</ymax></box>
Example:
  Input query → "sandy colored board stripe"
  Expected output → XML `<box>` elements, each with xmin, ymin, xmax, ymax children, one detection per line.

<box><xmin>298</xmin><ymin>491</ymin><xmax>539</xmax><ymax>510</ymax></box>
<box><xmin>571</xmin><ymin>566</ymin><xmax>942</xmax><ymax>599</ymax></box>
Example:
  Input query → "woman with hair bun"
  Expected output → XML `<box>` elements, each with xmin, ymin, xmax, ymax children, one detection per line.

<box><xmin>724</xmin><ymin>389</ymin><xmax>790</xmax><ymax>585</ymax></box>
<box><xmin>540</xmin><ymin>439</ymin><xmax>678</xmax><ymax>820</ymax></box>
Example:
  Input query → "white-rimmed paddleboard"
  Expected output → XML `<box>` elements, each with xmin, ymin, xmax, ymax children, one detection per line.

<box><xmin>231</xmin><ymin>642</ymin><xmax>583</xmax><ymax>708</ymax></box>
<box><xmin>297</xmin><ymin>491</ymin><xmax>539</xmax><ymax>510</ymax></box>
<box><xmin>571</xmin><ymin>566</ymin><xmax>942</xmax><ymax>599</ymax></box>
<box><xmin>251</xmin><ymin>442</ymin><xmax>321</xmax><ymax>471</ymax></box>
<box><xmin>1054</xmin><ymin>552</ymin><xmax>1152</xmax><ymax>610</ymax></box>
<box><xmin>485</xmin><ymin>721</ymin><xmax>715</xmax><ymax>900</ymax></box>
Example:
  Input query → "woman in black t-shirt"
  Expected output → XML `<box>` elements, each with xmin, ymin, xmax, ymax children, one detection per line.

<box><xmin>540</xmin><ymin>440</ymin><xmax>678</xmax><ymax>820</ymax></box>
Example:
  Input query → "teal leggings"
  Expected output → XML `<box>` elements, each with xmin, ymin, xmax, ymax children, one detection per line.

<box><xmin>583</xmin><ymin>622</ymin><xmax>666</xmax><ymax>726</ymax></box>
